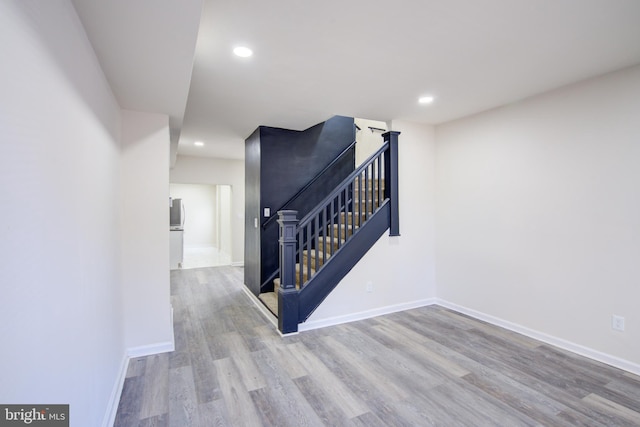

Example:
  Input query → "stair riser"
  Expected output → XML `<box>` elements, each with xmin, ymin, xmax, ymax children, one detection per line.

<box><xmin>302</xmin><ymin>253</ymin><xmax>328</xmax><ymax>270</ymax></box>
<box><xmin>274</xmin><ymin>264</ymin><xmax>315</xmax><ymax>289</ymax></box>
<box><xmin>353</xmin><ymin>178</ymin><xmax>384</xmax><ymax>187</ymax></box>
<box><xmin>340</xmin><ymin>212</ymin><xmax>367</xmax><ymax>226</ymax></box>
<box><xmin>328</xmin><ymin>224</ymin><xmax>355</xmax><ymax>240</ymax></box>
<box><xmin>317</xmin><ymin>238</ymin><xmax>343</xmax><ymax>253</ymax></box>
<box><xmin>353</xmin><ymin>186</ymin><xmax>384</xmax><ymax>196</ymax></box>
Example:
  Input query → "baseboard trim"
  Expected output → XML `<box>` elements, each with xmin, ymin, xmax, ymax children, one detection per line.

<box><xmin>102</xmin><ymin>340</ymin><xmax>175</xmax><ymax>427</ymax></box>
<box><xmin>126</xmin><ymin>341</ymin><xmax>175</xmax><ymax>359</ymax></box>
<box><xmin>102</xmin><ymin>352</ymin><xmax>129</xmax><ymax>427</ymax></box>
<box><xmin>298</xmin><ymin>298</ymin><xmax>437</xmax><ymax>332</ymax></box>
<box><xmin>231</xmin><ymin>262</ymin><xmax>244</xmax><ymax>267</ymax></box>
<box><xmin>436</xmin><ymin>299</ymin><xmax>640</xmax><ymax>376</ymax></box>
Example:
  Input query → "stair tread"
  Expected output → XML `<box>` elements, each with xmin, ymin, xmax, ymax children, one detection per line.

<box><xmin>273</xmin><ymin>263</ymin><xmax>316</xmax><ymax>289</ymax></box>
<box><xmin>302</xmin><ymin>249</ymin><xmax>331</xmax><ymax>259</ymax></box>
<box><xmin>302</xmin><ymin>249</ymin><xmax>331</xmax><ymax>269</ymax></box>
<box><xmin>317</xmin><ymin>236</ymin><xmax>346</xmax><ymax>243</ymax></box>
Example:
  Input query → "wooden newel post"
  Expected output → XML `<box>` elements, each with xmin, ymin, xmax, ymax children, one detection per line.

<box><xmin>277</xmin><ymin>210</ymin><xmax>299</xmax><ymax>333</ymax></box>
<box><xmin>383</xmin><ymin>131</ymin><xmax>401</xmax><ymax>236</ymax></box>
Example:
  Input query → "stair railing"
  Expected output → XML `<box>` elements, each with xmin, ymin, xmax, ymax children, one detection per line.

<box><xmin>277</xmin><ymin>131</ymin><xmax>400</xmax><ymax>333</ymax></box>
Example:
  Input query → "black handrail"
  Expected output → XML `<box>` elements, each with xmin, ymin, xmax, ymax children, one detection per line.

<box><xmin>262</xmin><ymin>139</ymin><xmax>357</xmax><ymax>229</ymax></box>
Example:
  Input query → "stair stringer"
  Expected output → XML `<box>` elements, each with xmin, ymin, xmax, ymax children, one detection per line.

<box><xmin>297</xmin><ymin>200</ymin><xmax>390</xmax><ymax>322</ymax></box>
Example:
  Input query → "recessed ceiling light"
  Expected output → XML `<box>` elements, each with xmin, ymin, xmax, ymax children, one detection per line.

<box><xmin>418</xmin><ymin>95</ymin><xmax>435</xmax><ymax>104</ymax></box>
<box><xmin>194</xmin><ymin>141</ymin><xmax>204</xmax><ymax>147</ymax></box>
<box><xmin>233</xmin><ymin>46</ymin><xmax>253</xmax><ymax>58</ymax></box>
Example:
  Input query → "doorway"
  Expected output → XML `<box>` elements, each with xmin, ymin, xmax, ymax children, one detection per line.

<box><xmin>169</xmin><ymin>183</ymin><xmax>232</xmax><ymax>268</ymax></box>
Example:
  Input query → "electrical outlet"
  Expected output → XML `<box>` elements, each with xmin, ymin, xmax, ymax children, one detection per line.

<box><xmin>612</xmin><ymin>315</ymin><xmax>625</xmax><ymax>331</ymax></box>
<box><xmin>366</xmin><ymin>281</ymin><xmax>373</xmax><ymax>293</ymax></box>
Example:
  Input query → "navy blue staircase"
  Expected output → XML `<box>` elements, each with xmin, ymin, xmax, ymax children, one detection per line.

<box><xmin>258</xmin><ymin>131</ymin><xmax>400</xmax><ymax>333</ymax></box>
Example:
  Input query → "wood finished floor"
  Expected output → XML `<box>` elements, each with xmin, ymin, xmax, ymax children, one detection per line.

<box><xmin>114</xmin><ymin>266</ymin><xmax>640</xmax><ymax>426</ymax></box>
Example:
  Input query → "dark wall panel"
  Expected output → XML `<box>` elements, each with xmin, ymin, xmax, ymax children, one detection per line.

<box><xmin>244</xmin><ymin>128</ymin><xmax>261</xmax><ymax>295</ymax></box>
<box><xmin>259</xmin><ymin>116</ymin><xmax>355</xmax><ymax>289</ymax></box>
<box><xmin>245</xmin><ymin>115</ymin><xmax>355</xmax><ymax>295</ymax></box>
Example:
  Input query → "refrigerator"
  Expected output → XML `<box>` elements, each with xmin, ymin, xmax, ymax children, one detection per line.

<box><xmin>170</xmin><ymin>198</ymin><xmax>184</xmax><ymax>269</ymax></box>
<box><xmin>170</xmin><ymin>198</ymin><xmax>184</xmax><ymax>229</ymax></box>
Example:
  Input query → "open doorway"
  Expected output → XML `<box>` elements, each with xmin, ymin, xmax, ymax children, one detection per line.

<box><xmin>169</xmin><ymin>183</ymin><xmax>232</xmax><ymax>268</ymax></box>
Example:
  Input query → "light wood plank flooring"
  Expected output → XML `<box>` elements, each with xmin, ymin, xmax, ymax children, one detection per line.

<box><xmin>115</xmin><ymin>266</ymin><xmax>640</xmax><ymax>426</ymax></box>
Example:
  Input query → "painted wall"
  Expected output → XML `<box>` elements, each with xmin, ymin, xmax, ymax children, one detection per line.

<box><xmin>435</xmin><ymin>65</ymin><xmax>640</xmax><ymax>368</ymax></box>
<box><xmin>0</xmin><ymin>1</ymin><xmax>124</xmax><ymax>425</ymax></box>
<box><xmin>244</xmin><ymin>128</ymin><xmax>261</xmax><ymax>289</ymax></box>
<box><xmin>120</xmin><ymin>110</ymin><xmax>173</xmax><ymax>351</ymax></box>
<box><xmin>303</xmin><ymin>120</ymin><xmax>437</xmax><ymax>327</ymax></box>
<box><xmin>170</xmin><ymin>155</ymin><xmax>245</xmax><ymax>265</ymax></box>
<box><xmin>217</xmin><ymin>185</ymin><xmax>233</xmax><ymax>260</ymax></box>
<box><xmin>354</xmin><ymin>117</ymin><xmax>387</xmax><ymax>166</ymax></box>
<box><xmin>170</xmin><ymin>183</ymin><xmax>218</xmax><ymax>248</ymax></box>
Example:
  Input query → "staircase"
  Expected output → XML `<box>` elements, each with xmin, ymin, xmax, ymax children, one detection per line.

<box><xmin>258</xmin><ymin>131</ymin><xmax>400</xmax><ymax>333</ymax></box>
<box><xmin>259</xmin><ymin>177</ymin><xmax>385</xmax><ymax>314</ymax></box>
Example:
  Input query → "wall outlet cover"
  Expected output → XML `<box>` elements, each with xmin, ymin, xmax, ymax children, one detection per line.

<box><xmin>612</xmin><ymin>315</ymin><xmax>625</xmax><ymax>331</ymax></box>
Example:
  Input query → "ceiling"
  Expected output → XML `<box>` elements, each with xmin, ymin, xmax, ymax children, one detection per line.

<box><xmin>73</xmin><ymin>0</ymin><xmax>640</xmax><ymax>161</ymax></box>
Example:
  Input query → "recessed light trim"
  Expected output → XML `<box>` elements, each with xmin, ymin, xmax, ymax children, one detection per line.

<box><xmin>194</xmin><ymin>141</ymin><xmax>204</xmax><ymax>147</ymax></box>
<box><xmin>233</xmin><ymin>46</ymin><xmax>253</xmax><ymax>58</ymax></box>
<box><xmin>418</xmin><ymin>95</ymin><xmax>435</xmax><ymax>104</ymax></box>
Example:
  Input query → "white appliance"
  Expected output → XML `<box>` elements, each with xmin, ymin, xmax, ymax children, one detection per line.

<box><xmin>170</xmin><ymin>229</ymin><xmax>183</xmax><ymax>269</ymax></box>
<box><xmin>169</xmin><ymin>198</ymin><xmax>184</xmax><ymax>269</ymax></box>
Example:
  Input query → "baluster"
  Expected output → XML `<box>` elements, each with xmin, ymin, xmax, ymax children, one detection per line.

<box><xmin>358</xmin><ymin>174</ymin><xmax>362</xmax><ymax>226</ymax></box>
<box><xmin>364</xmin><ymin>168</ymin><xmax>369</xmax><ymax>221</ymax></box>
<box><xmin>350</xmin><ymin>180</ymin><xmax>355</xmax><ymax>235</ymax></box>
<box><xmin>329</xmin><ymin>198</ymin><xmax>335</xmax><ymax>255</ymax></box>
<box><xmin>314</xmin><ymin>214</ymin><xmax>319</xmax><ymax>274</ymax></box>
<box><xmin>372</xmin><ymin>157</ymin><xmax>377</xmax><ymax>209</ymax></box>
<box><xmin>308</xmin><ymin>221</ymin><xmax>313</xmax><ymax>288</ymax></box>
<box><xmin>322</xmin><ymin>206</ymin><xmax>328</xmax><ymax>265</ymax></box>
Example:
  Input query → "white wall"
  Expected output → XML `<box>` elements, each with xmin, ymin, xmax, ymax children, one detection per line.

<box><xmin>435</xmin><ymin>65</ymin><xmax>640</xmax><ymax>369</ymax></box>
<box><xmin>170</xmin><ymin>155</ymin><xmax>244</xmax><ymax>265</ymax></box>
<box><xmin>170</xmin><ymin>183</ymin><xmax>217</xmax><ymax>248</ymax></box>
<box><xmin>0</xmin><ymin>1</ymin><xmax>124</xmax><ymax>425</ymax></box>
<box><xmin>217</xmin><ymin>185</ymin><xmax>233</xmax><ymax>258</ymax></box>
<box><xmin>120</xmin><ymin>110</ymin><xmax>173</xmax><ymax>351</ymax></box>
<box><xmin>354</xmin><ymin>117</ymin><xmax>387</xmax><ymax>166</ymax></box>
<box><xmin>303</xmin><ymin>121</ymin><xmax>437</xmax><ymax>327</ymax></box>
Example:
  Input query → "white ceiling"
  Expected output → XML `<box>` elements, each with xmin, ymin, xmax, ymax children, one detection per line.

<box><xmin>73</xmin><ymin>0</ymin><xmax>640</xmax><ymax>161</ymax></box>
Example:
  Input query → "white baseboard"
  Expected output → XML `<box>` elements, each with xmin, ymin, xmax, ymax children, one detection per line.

<box><xmin>103</xmin><ymin>306</ymin><xmax>176</xmax><ymax>426</ymax></box>
<box><xmin>436</xmin><ymin>299</ymin><xmax>640</xmax><ymax>376</ymax></box>
<box><xmin>102</xmin><ymin>341</ymin><xmax>175</xmax><ymax>427</ymax></box>
<box><xmin>231</xmin><ymin>261</ymin><xmax>244</xmax><ymax>267</ymax></box>
<box><xmin>102</xmin><ymin>353</ymin><xmax>129</xmax><ymax>427</ymax></box>
<box><xmin>298</xmin><ymin>298</ymin><xmax>437</xmax><ymax>332</ymax></box>
<box><xmin>126</xmin><ymin>341</ymin><xmax>175</xmax><ymax>359</ymax></box>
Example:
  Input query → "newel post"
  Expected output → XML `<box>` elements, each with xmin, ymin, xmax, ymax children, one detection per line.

<box><xmin>277</xmin><ymin>210</ymin><xmax>299</xmax><ymax>333</ymax></box>
<box><xmin>383</xmin><ymin>131</ymin><xmax>401</xmax><ymax>236</ymax></box>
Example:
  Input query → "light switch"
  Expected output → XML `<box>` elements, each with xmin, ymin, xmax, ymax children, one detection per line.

<box><xmin>264</xmin><ymin>207</ymin><xmax>271</xmax><ymax>217</ymax></box>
